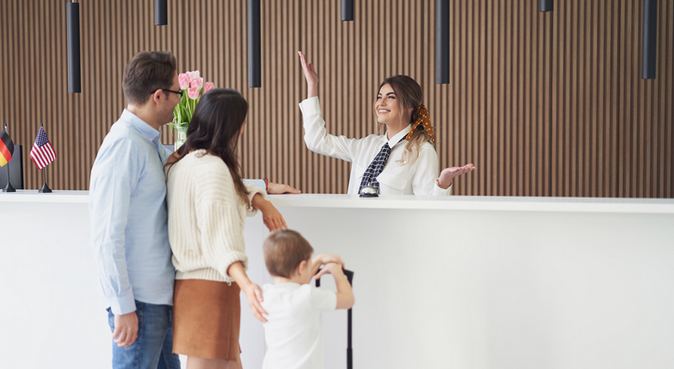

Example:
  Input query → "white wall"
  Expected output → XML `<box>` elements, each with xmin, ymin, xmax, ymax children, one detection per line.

<box><xmin>2</xmin><ymin>193</ymin><xmax>674</xmax><ymax>369</ymax></box>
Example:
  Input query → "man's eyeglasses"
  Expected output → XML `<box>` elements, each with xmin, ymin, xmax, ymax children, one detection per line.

<box><xmin>163</xmin><ymin>88</ymin><xmax>183</xmax><ymax>97</ymax></box>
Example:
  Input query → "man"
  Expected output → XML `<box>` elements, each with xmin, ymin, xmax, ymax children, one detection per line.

<box><xmin>90</xmin><ymin>51</ymin><xmax>181</xmax><ymax>369</ymax></box>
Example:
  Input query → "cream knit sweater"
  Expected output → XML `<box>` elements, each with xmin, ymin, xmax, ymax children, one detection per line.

<box><xmin>166</xmin><ymin>150</ymin><xmax>260</xmax><ymax>283</ymax></box>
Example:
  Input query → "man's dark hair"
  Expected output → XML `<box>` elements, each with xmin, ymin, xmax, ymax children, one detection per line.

<box><xmin>123</xmin><ymin>51</ymin><xmax>177</xmax><ymax>104</ymax></box>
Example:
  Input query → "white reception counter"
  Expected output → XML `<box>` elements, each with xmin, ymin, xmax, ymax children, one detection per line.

<box><xmin>1</xmin><ymin>191</ymin><xmax>674</xmax><ymax>369</ymax></box>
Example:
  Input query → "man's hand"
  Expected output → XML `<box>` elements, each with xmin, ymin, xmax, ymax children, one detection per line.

<box><xmin>112</xmin><ymin>311</ymin><xmax>138</xmax><ymax>348</ymax></box>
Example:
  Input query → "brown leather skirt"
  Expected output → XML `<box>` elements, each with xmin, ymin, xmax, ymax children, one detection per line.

<box><xmin>173</xmin><ymin>279</ymin><xmax>241</xmax><ymax>360</ymax></box>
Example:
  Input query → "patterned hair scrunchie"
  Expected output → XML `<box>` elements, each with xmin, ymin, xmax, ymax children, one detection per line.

<box><xmin>405</xmin><ymin>104</ymin><xmax>436</xmax><ymax>144</ymax></box>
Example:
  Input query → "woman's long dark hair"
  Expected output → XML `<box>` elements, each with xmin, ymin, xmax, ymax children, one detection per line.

<box><xmin>167</xmin><ymin>88</ymin><xmax>249</xmax><ymax>203</ymax></box>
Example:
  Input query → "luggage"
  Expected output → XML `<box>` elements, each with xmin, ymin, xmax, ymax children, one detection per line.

<box><xmin>316</xmin><ymin>268</ymin><xmax>354</xmax><ymax>369</ymax></box>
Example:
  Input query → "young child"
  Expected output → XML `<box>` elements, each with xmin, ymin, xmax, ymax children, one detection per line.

<box><xmin>261</xmin><ymin>229</ymin><xmax>355</xmax><ymax>369</ymax></box>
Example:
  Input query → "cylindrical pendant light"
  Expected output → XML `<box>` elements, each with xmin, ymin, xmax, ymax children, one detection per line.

<box><xmin>342</xmin><ymin>0</ymin><xmax>354</xmax><ymax>21</ymax></box>
<box><xmin>641</xmin><ymin>0</ymin><xmax>657</xmax><ymax>79</ymax></box>
<box><xmin>248</xmin><ymin>0</ymin><xmax>261</xmax><ymax>88</ymax></box>
<box><xmin>66</xmin><ymin>1</ymin><xmax>81</xmax><ymax>93</ymax></box>
<box><xmin>538</xmin><ymin>0</ymin><xmax>553</xmax><ymax>12</ymax></box>
<box><xmin>155</xmin><ymin>0</ymin><xmax>168</xmax><ymax>26</ymax></box>
<box><xmin>435</xmin><ymin>0</ymin><xmax>450</xmax><ymax>84</ymax></box>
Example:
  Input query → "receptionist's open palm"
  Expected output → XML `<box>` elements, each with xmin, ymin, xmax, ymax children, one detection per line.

<box><xmin>438</xmin><ymin>163</ymin><xmax>476</xmax><ymax>188</ymax></box>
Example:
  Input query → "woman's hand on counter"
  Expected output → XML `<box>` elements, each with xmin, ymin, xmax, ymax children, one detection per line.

<box><xmin>253</xmin><ymin>195</ymin><xmax>288</xmax><ymax>231</ymax></box>
<box><xmin>267</xmin><ymin>182</ymin><xmax>302</xmax><ymax>194</ymax></box>
<box><xmin>437</xmin><ymin>163</ymin><xmax>476</xmax><ymax>189</ymax></box>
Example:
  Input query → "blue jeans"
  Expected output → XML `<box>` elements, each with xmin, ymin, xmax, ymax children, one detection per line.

<box><xmin>107</xmin><ymin>301</ymin><xmax>181</xmax><ymax>369</ymax></box>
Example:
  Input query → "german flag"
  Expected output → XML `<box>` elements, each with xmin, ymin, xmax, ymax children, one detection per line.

<box><xmin>0</xmin><ymin>128</ymin><xmax>14</xmax><ymax>167</ymax></box>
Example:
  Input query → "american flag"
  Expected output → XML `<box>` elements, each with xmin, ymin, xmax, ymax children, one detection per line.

<box><xmin>30</xmin><ymin>127</ymin><xmax>56</xmax><ymax>169</ymax></box>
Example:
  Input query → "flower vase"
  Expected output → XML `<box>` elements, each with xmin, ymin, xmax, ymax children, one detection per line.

<box><xmin>174</xmin><ymin>124</ymin><xmax>188</xmax><ymax>150</ymax></box>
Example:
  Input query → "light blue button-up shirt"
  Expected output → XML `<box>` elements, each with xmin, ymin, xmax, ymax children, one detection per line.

<box><xmin>89</xmin><ymin>109</ymin><xmax>175</xmax><ymax>315</ymax></box>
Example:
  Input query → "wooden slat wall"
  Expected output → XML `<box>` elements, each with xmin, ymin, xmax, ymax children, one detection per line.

<box><xmin>0</xmin><ymin>0</ymin><xmax>672</xmax><ymax>197</ymax></box>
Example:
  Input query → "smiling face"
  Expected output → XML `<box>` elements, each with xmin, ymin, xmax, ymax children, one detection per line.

<box><xmin>375</xmin><ymin>83</ymin><xmax>404</xmax><ymax>125</ymax></box>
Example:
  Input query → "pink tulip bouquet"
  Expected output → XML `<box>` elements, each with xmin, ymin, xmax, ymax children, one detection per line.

<box><xmin>171</xmin><ymin>70</ymin><xmax>215</xmax><ymax>148</ymax></box>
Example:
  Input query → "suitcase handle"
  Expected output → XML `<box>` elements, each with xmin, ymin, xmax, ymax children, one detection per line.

<box><xmin>315</xmin><ymin>268</ymin><xmax>354</xmax><ymax>369</ymax></box>
<box><xmin>315</xmin><ymin>267</ymin><xmax>353</xmax><ymax>287</ymax></box>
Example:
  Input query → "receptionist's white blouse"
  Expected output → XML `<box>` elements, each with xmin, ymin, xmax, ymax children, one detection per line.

<box><xmin>299</xmin><ymin>96</ymin><xmax>453</xmax><ymax>196</ymax></box>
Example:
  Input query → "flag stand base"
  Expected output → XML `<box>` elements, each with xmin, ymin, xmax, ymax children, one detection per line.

<box><xmin>2</xmin><ymin>182</ymin><xmax>16</xmax><ymax>192</ymax></box>
<box><xmin>39</xmin><ymin>182</ymin><xmax>52</xmax><ymax>193</ymax></box>
<box><xmin>3</xmin><ymin>164</ymin><xmax>16</xmax><ymax>192</ymax></box>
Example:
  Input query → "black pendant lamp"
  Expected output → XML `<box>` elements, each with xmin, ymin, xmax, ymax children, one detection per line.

<box><xmin>66</xmin><ymin>1</ymin><xmax>81</xmax><ymax>93</ymax></box>
<box><xmin>641</xmin><ymin>0</ymin><xmax>657</xmax><ymax>79</ymax></box>
<box><xmin>342</xmin><ymin>0</ymin><xmax>354</xmax><ymax>21</ymax></box>
<box><xmin>248</xmin><ymin>0</ymin><xmax>261</xmax><ymax>87</ymax></box>
<box><xmin>539</xmin><ymin>0</ymin><xmax>553</xmax><ymax>12</ymax></box>
<box><xmin>155</xmin><ymin>0</ymin><xmax>168</xmax><ymax>26</ymax></box>
<box><xmin>435</xmin><ymin>0</ymin><xmax>450</xmax><ymax>84</ymax></box>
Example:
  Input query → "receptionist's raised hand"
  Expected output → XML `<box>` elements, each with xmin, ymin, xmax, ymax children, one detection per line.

<box><xmin>437</xmin><ymin>163</ymin><xmax>476</xmax><ymax>189</ymax></box>
<box><xmin>298</xmin><ymin>51</ymin><xmax>318</xmax><ymax>98</ymax></box>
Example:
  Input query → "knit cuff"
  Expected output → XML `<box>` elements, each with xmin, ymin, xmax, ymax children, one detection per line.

<box><xmin>246</xmin><ymin>185</ymin><xmax>265</xmax><ymax>215</ymax></box>
<box><xmin>220</xmin><ymin>251</ymin><xmax>249</xmax><ymax>280</ymax></box>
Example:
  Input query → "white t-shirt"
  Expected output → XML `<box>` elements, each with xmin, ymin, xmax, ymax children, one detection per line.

<box><xmin>262</xmin><ymin>282</ymin><xmax>337</xmax><ymax>369</ymax></box>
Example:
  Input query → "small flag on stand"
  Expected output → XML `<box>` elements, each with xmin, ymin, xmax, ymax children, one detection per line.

<box><xmin>1</xmin><ymin>124</ymin><xmax>16</xmax><ymax>192</ymax></box>
<box><xmin>30</xmin><ymin>126</ymin><xmax>56</xmax><ymax>193</ymax></box>
<box><xmin>0</xmin><ymin>126</ymin><xmax>14</xmax><ymax>168</ymax></box>
<box><xmin>30</xmin><ymin>126</ymin><xmax>56</xmax><ymax>169</ymax></box>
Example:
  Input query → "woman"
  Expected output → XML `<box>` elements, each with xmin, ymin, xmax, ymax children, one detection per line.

<box><xmin>298</xmin><ymin>51</ymin><xmax>475</xmax><ymax>196</ymax></box>
<box><xmin>166</xmin><ymin>89</ymin><xmax>285</xmax><ymax>369</ymax></box>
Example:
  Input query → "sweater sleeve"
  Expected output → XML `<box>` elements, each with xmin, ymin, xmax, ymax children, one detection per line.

<box><xmin>245</xmin><ymin>185</ymin><xmax>264</xmax><ymax>216</ymax></box>
<box><xmin>194</xmin><ymin>160</ymin><xmax>249</xmax><ymax>279</ymax></box>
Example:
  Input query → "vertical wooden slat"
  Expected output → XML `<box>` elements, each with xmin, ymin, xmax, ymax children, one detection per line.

<box><xmin>661</xmin><ymin>0</ymin><xmax>666</xmax><ymax>196</ymax></box>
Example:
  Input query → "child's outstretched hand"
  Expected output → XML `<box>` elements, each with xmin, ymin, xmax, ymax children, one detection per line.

<box><xmin>314</xmin><ymin>254</ymin><xmax>344</xmax><ymax>266</ymax></box>
<box><xmin>311</xmin><ymin>254</ymin><xmax>344</xmax><ymax>278</ymax></box>
<box><xmin>314</xmin><ymin>262</ymin><xmax>344</xmax><ymax>280</ymax></box>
